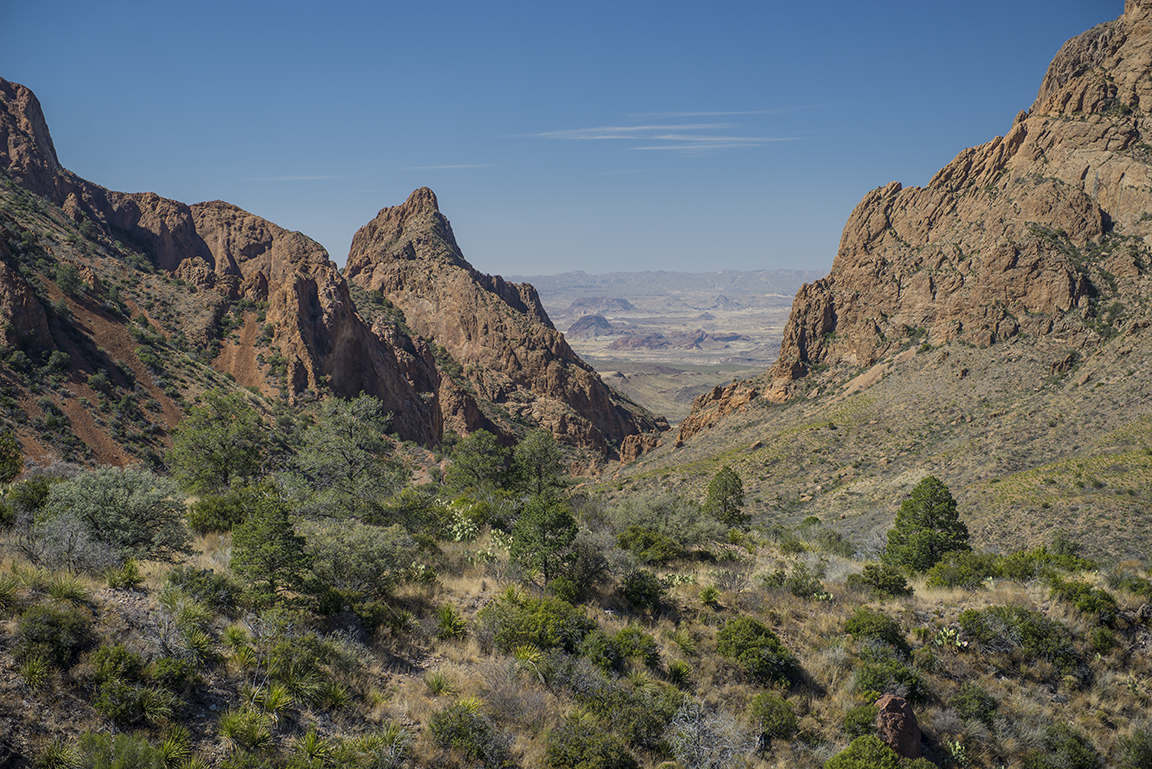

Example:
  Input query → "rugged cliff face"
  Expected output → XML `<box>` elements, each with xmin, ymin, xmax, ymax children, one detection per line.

<box><xmin>345</xmin><ymin>188</ymin><xmax>666</xmax><ymax>452</ymax></box>
<box><xmin>679</xmin><ymin>3</ymin><xmax>1152</xmax><ymax>444</ymax></box>
<box><xmin>1</xmin><ymin>77</ymin><xmax>666</xmax><ymax>457</ymax></box>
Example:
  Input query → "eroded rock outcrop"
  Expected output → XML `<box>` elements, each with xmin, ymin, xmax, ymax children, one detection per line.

<box><xmin>0</xmin><ymin>236</ymin><xmax>50</xmax><ymax>352</ymax></box>
<box><xmin>875</xmin><ymin>695</ymin><xmax>920</xmax><ymax>760</ymax></box>
<box><xmin>679</xmin><ymin>3</ymin><xmax>1152</xmax><ymax>438</ymax></box>
<box><xmin>345</xmin><ymin>188</ymin><xmax>666</xmax><ymax>454</ymax></box>
<box><xmin>0</xmin><ymin>77</ymin><xmax>445</xmax><ymax>445</ymax></box>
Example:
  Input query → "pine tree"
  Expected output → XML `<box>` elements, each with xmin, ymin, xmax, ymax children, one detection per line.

<box><xmin>883</xmin><ymin>475</ymin><xmax>969</xmax><ymax>572</ymax></box>
<box><xmin>230</xmin><ymin>491</ymin><xmax>310</xmax><ymax>601</ymax></box>
<box><xmin>509</xmin><ymin>493</ymin><xmax>577</xmax><ymax>585</ymax></box>
<box><xmin>703</xmin><ymin>466</ymin><xmax>747</xmax><ymax>528</ymax></box>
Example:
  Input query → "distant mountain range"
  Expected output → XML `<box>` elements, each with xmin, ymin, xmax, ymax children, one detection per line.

<box><xmin>509</xmin><ymin>269</ymin><xmax>825</xmax><ymax>303</ymax></box>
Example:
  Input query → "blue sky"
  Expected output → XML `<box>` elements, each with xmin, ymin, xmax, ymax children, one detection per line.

<box><xmin>1</xmin><ymin>1</ymin><xmax>1117</xmax><ymax>276</ymax></box>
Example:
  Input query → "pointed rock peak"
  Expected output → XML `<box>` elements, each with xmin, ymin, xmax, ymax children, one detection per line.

<box><xmin>0</xmin><ymin>78</ymin><xmax>65</xmax><ymax>195</ymax></box>
<box><xmin>405</xmin><ymin>186</ymin><xmax>439</xmax><ymax>213</ymax></box>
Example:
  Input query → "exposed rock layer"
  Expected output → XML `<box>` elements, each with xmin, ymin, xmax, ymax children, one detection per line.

<box><xmin>679</xmin><ymin>2</ymin><xmax>1152</xmax><ymax>441</ymax></box>
<box><xmin>2</xmin><ymin>77</ymin><xmax>663</xmax><ymax>453</ymax></box>
<box><xmin>345</xmin><ymin>189</ymin><xmax>666</xmax><ymax>452</ymax></box>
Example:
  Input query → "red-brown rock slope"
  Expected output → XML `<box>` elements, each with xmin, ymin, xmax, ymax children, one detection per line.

<box><xmin>345</xmin><ymin>188</ymin><xmax>666</xmax><ymax>453</ymax></box>
<box><xmin>679</xmin><ymin>2</ymin><xmax>1152</xmax><ymax>444</ymax></box>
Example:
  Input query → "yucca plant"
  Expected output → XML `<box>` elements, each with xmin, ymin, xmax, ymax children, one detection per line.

<box><xmin>35</xmin><ymin>738</ymin><xmax>77</xmax><ymax>769</ymax></box>
<box><xmin>0</xmin><ymin>573</ymin><xmax>20</xmax><ymax>616</ymax></box>
<box><xmin>218</xmin><ymin>708</ymin><xmax>273</xmax><ymax>751</ymax></box>
<box><xmin>312</xmin><ymin>681</ymin><xmax>351</xmax><ymax>711</ymax></box>
<box><xmin>47</xmin><ymin>572</ymin><xmax>88</xmax><ymax>605</ymax></box>
<box><xmin>367</xmin><ymin>724</ymin><xmax>412</xmax><ymax>769</ymax></box>
<box><xmin>436</xmin><ymin>604</ymin><xmax>467</xmax><ymax>640</ymax></box>
<box><xmin>231</xmin><ymin>645</ymin><xmax>257</xmax><ymax>671</ymax></box>
<box><xmin>20</xmin><ymin>655</ymin><xmax>52</xmax><ymax>690</ymax></box>
<box><xmin>667</xmin><ymin>659</ymin><xmax>693</xmax><ymax>687</ymax></box>
<box><xmin>105</xmin><ymin>559</ymin><xmax>144</xmax><ymax>590</ymax></box>
<box><xmin>669</xmin><ymin>628</ymin><xmax>698</xmax><ymax>657</ymax></box>
<box><xmin>261</xmin><ymin>683</ymin><xmax>294</xmax><ymax>722</ymax></box>
<box><xmin>222</xmin><ymin>625</ymin><xmax>249</xmax><ymax>650</ymax></box>
<box><xmin>293</xmin><ymin>729</ymin><xmax>331</xmax><ymax>764</ymax></box>
<box><xmin>139</xmin><ymin>686</ymin><xmax>180</xmax><ymax>727</ymax></box>
<box><xmin>159</xmin><ymin>725</ymin><xmax>192</xmax><ymax>769</ymax></box>
<box><xmin>425</xmin><ymin>669</ymin><xmax>458</xmax><ymax>696</ymax></box>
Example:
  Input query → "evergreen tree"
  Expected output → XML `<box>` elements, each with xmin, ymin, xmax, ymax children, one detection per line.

<box><xmin>287</xmin><ymin>394</ymin><xmax>407</xmax><ymax>520</ymax></box>
<box><xmin>443</xmin><ymin>429</ymin><xmax>510</xmax><ymax>493</ymax></box>
<box><xmin>510</xmin><ymin>493</ymin><xmax>577</xmax><ymax>585</ymax></box>
<box><xmin>0</xmin><ymin>430</ymin><xmax>22</xmax><ymax>485</ymax></box>
<box><xmin>230</xmin><ymin>490</ymin><xmax>310</xmax><ymax>601</ymax></box>
<box><xmin>883</xmin><ymin>475</ymin><xmax>969</xmax><ymax>572</ymax></box>
<box><xmin>703</xmin><ymin>466</ymin><xmax>747</xmax><ymax>528</ymax></box>
<box><xmin>511</xmin><ymin>430</ymin><xmax>566</xmax><ymax>495</ymax></box>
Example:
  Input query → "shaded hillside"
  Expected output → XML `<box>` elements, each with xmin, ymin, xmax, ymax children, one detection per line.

<box><xmin>0</xmin><ymin>77</ymin><xmax>661</xmax><ymax>461</ymax></box>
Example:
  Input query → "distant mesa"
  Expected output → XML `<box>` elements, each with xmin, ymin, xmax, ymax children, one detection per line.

<box><xmin>711</xmin><ymin>295</ymin><xmax>740</xmax><ymax>310</ymax></box>
<box><xmin>695</xmin><ymin>312</ymin><xmax>716</xmax><ymax>321</ymax></box>
<box><xmin>565</xmin><ymin>296</ymin><xmax>637</xmax><ymax>315</ymax></box>
<box><xmin>608</xmin><ymin>329</ymin><xmax>748</xmax><ymax>351</ymax></box>
<box><xmin>567</xmin><ymin>314</ymin><xmax>615</xmax><ymax>339</ymax></box>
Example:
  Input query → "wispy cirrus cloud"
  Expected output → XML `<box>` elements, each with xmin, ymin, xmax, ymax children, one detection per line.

<box><xmin>530</xmin><ymin>115</ymin><xmax>794</xmax><ymax>153</ymax></box>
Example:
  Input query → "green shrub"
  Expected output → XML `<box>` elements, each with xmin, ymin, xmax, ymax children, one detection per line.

<box><xmin>748</xmin><ymin>692</ymin><xmax>797</xmax><ymax>742</ymax></box>
<box><xmin>784</xmin><ymin>563</ymin><xmax>826</xmax><ymax>599</ymax></box>
<box><xmin>843</xmin><ymin>704</ymin><xmax>878</xmax><ymax>738</ymax></box>
<box><xmin>75</xmin><ymin>732</ymin><xmax>166</xmax><ymax>769</ymax></box>
<box><xmin>164</xmin><ymin>566</ymin><xmax>242</xmax><ymax>614</ymax></box>
<box><xmin>187</xmin><ymin>491</ymin><xmax>251</xmax><ymax>534</ymax></box>
<box><xmin>16</xmin><ymin>603</ymin><xmax>93</xmax><ymax>667</ymax></box>
<box><xmin>614</xmin><ymin>626</ymin><xmax>660</xmax><ymax>669</ymax></box>
<box><xmin>924</xmin><ymin>551</ymin><xmax>1001</xmax><ymax>590</ymax></box>
<box><xmin>427</xmin><ymin>700</ymin><xmax>511</xmax><ymax>767</ymax></box>
<box><xmin>610</xmin><ymin>492</ymin><xmax>725</xmax><ymax>548</ymax></box>
<box><xmin>91</xmin><ymin>644</ymin><xmax>144</xmax><ymax>684</ymax></box>
<box><xmin>545</xmin><ymin>712</ymin><xmax>640</xmax><ymax>769</ymax></box>
<box><xmin>997</xmin><ymin>545</ymin><xmax>1096</xmax><ymax>582</ymax></box>
<box><xmin>149</xmin><ymin>658</ymin><xmax>200</xmax><ymax>691</ymax></box>
<box><xmin>844</xmin><ymin>608</ymin><xmax>910</xmax><ymax>657</ymax></box>
<box><xmin>953</xmin><ymin>682</ymin><xmax>998</xmax><ymax>726</ymax></box>
<box><xmin>824</xmin><ymin>735</ymin><xmax>901</xmax><ymax>769</ymax></box>
<box><xmin>1026</xmin><ymin>723</ymin><xmax>1101</xmax><ymax>769</ymax></box>
<box><xmin>854</xmin><ymin>659</ymin><xmax>925</xmax><ymax>702</ymax></box>
<box><xmin>578</xmin><ymin>630</ymin><xmax>624</xmax><ymax>673</ymax></box>
<box><xmin>616</xmin><ymin>526</ymin><xmax>684</xmax><ymax>564</ymax></box>
<box><xmin>958</xmin><ymin>604</ymin><xmax>1081</xmax><ymax>677</ymax></box>
<box><xmin>1120</xmin><ymin>728</ymin><xmax>1152</xmax><ymax>769</ymax></box>
<box><xmin>1048</xmin><ymin>576</ymin><xmax>1119</xmax><ymax>627</ymax></box>
<box><xmin>715</xmin><ymin>616</ymin><xmax>797</xmax><ymax>685</ymax></box>
<box><xmin>846</xmin><ymin>562</ymin><xmax>912</xmax><ymax>598</ymax></box>
<box><xmin>41</xmin><ymin>466</ymin><xmax>193</xmax><ymax>562</ymax></box>
<box><xmin>475</xmin><ymin>591</ymin><xmax>597</xmax><ymax>654</ymax></box>
<box><xmin>299</xmin><ymin>519</ymin><xmax>416</xmax><ymax>601</ymax></box>
<box><xmin>568</xmin><ymin>668</ymin><xmax>682</xmax><ymax>748</ymax></box>
<box><xmin>620</xmin><ymin>569</ymin><xmax>665</xmax><ymax>610</ymax></box>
